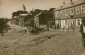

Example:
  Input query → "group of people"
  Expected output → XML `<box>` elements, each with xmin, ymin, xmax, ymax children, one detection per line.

<box><xmin>50</xmin><ymin>23</ymin><xmax>75</xmax><ymax>32</ymax></box>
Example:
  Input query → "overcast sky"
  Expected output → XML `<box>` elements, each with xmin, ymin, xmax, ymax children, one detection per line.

<box><xmin>0</xmin><ymin>0</ymin><xmax>77</xmax><ymax>18</ymax></box>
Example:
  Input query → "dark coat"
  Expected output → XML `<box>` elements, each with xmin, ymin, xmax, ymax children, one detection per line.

<box><xmin>80</xmin><ymin>24</ymin><xmax>83</xmax><ymax>33</ymax></box>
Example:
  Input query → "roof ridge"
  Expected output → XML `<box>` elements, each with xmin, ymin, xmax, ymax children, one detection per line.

<box><xmin>56</xmin><ymin>0</ymin><xmax>85</xmax><ymax>10</ymax></box>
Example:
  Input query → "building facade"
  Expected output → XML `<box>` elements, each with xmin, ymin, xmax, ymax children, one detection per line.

<box><xmin>12</xmin><ymin>11</ymin><xmax>28</xmax><ymax>27</ymax></box>
<box><xmin>54</xmin><ymin>0</ymin><xmax>85</xmax><ymax>29</ymax></box>
<box><xmin>12</xmin><ymin>4</ymin><xmax>30</xmax><ymax>27</ymax></box>
<box><xmin>34</xmin><ymin>12</ymin><xmax>47</xmax><ymax>30</ymax></box>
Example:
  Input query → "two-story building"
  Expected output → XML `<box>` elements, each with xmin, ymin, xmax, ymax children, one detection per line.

<box><xmin>55</xmin><ymin>0</ymin><xmax>85</xmax><ymax>29</ymax></box>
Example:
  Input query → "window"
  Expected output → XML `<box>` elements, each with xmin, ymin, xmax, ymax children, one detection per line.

<box><xmin>71</xmin><ymin>8</ymin><xmax>73</xmax><ymax>13</ymax></box>
<box><xmin>60</xmin><ymin>10</ymin><xmax>63</xmax><ymax>16</ymax></box>
<box><xmin>76</xmin><ymin>6</ymin><xmax>80</xmax><ymax>14</ymax></box>
<box><xmin>55</xmin><ymin>11</ymin><xmax>59</xmax><ymax>18</ymax></box>
<box><xmin>77</xmin><ymin>20</ymin><xmax>80</xmax><ymax>25</ymax></box>
<box><xmin>58</xmin><ymin>11</ymin><xmax>61</xmax><ymax>18</ymax></box>
<box><xmin>81</xmin><ymin>5</ymin><xmax>85</xmax><ymax>13</ymax></box>
<box><xmin>65</xmin><ymin>9</ymin><xmax>68</xmax><ymax>16</ymax></box>
<box><xmin>70</xmin><ymin>8</ymin><xmax>74</xmax><ymax>15</ymax></box>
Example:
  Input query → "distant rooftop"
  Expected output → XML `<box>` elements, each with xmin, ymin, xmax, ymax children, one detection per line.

<box><xmin>55</xmin><ymin>0</ymin><xmax>85</xmax><ymax>10</ymax></box>
<box><xmin>34</xmin><ymin>13</ymin><xmax>42</xmax><ymax>18</ymax></box>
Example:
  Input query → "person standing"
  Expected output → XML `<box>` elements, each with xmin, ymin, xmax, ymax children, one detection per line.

<box><xmin>66</xmin><ymin>24</ymin><xmax>69</xmax><ymax>32</ymax></box>
<box><xmin>24</xmin><ymin>26</ymin><xmax>28</xmax><ymax>33</ymax></box>
<box><xmin>80</xmin><ymin>18</ymin><xmax>85</xmax><ymax>47</ymax></box>
<box><xmin>80</xmin><ymin>22</ymin><xmax>85</xmax><ymax>47</ymax></box>
<box><xmin>71</xmin><ymin>22</ymin><xmax>75</xmax><ymax>32</ymax></box>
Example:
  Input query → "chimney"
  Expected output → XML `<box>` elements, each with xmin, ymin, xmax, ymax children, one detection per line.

<box><xmin>23</xmin><ymin>4</ymin><xmax>26</xmax><ymax>11</ymax></box>
<box><xmin>63</xmin><ymin>2</ymin><xmax>65</xmax><ymax>5</ymax></box>
<box><xmin>70</xmin><ymin>0</ymin><xmax>73</xmax><ymax>4</ymax></box>
<box><xmin>60</xmin><ymin>6</ymin><xmax>63</xmax><ymax>8</ymax></box>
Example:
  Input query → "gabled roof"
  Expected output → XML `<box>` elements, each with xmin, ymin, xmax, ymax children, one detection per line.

<box><xmin>34</xmin><ymin>12</ymin><xmax>42</xmax><ymax>18</ymax></box>
<box><xmin>73</xmin><ymin>0</ymin><xmax>85</xmax><ymax>5</ymax></box>
<box><xmin>12</xmin><ymin>16</ymin><xmax>18</xmax><ymax>18</ymax></box>
<box><xmin>19</xmin><ymin>14</ymin><xmax>28</xmax><ymax>16</ymax></box>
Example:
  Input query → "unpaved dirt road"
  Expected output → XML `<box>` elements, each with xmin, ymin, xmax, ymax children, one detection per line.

<box><xmin>0</xmin><ymin>24</ymin><xmax>84</xmax><ymax>55</ymax></box>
